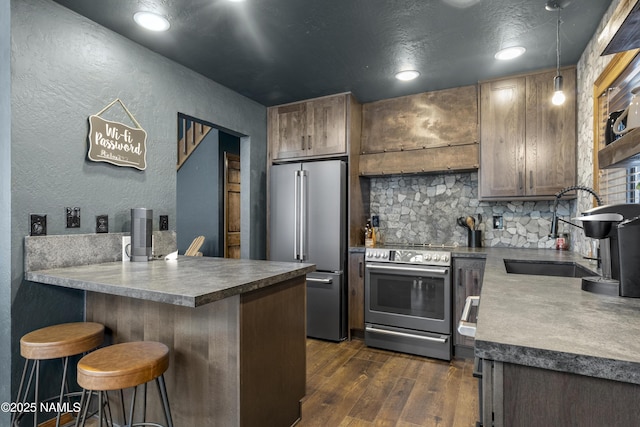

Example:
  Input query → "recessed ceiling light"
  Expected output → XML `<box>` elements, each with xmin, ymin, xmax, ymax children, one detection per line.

<box><xmin>133</xmin><ymin>11</ymin><xmax>170</xmax><ymax>32</ymax></box>
<box><xmin>395</xmin><ymin>70</ymin><xmax>420</xmax><ymax>81</ymax></box>
<box><xmin>494</xmin><ymin>46</ymin><xmax>526</xmax><ymax>60</ymax></box>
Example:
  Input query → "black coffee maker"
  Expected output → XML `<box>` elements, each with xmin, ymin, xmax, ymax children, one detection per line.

<box><xmin>576</xmin><ymin>204</ymin><xmax>640</xmax><ymax>297</ymax></box>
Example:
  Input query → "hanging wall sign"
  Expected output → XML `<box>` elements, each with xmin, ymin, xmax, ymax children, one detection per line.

<box><xmin>87</xmin><ymin>99</ymin><xmax>148</xmax><ymax>170</ymax></box>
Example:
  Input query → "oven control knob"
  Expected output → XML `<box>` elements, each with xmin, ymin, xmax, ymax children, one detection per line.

<box><xmin>424</xmin><ymin>254</ymin><xmax>432</xmax><ymax>261</ymax></box>
<box><xmin>382</xmin><ymin>252</ymin><xmax>388</xmax><ymax>259</ymax></box>
<box><xmin>375</xmin><ymin>252</ymin><xmax>381</xmax><ymax>258</ymax></box>
<box><xmin>433</xmin><ymin>254</ymin><xmax>440</xmax><ymax>262</ymax></box>
<box><xmin>442</xmin><ymin>255</ymin><xmax>449</xmax><ymax>262</ymax></box>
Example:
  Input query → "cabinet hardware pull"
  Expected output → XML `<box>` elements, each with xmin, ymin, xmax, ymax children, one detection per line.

<box><xmin>359</xmin><ymin>260</ymin><xmax>364</xmax><ymax>278</ymax></box>
<box><xmin>308</xmin><ymin>134</ymin><xmax>312</xmax><ymax>150</ymax></box>
<box><xmin>529</xmin><ymin>170</ymin><xmax>533</xmax><ymax>190</ymax></box>
<box><xmin>518</xmin><ymin>172</ymin><xmax>523</xmax><ymax>190</ymax></box>
<box><xmin>301</xmin><ymin>135</ymin><xmax>305</xmax><ymax>150</ymax></box>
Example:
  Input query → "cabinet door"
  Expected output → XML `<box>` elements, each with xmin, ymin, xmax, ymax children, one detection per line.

<box><xmin>525</xmin><ymin>69</ymin><xmax>576</xmax><ymax>196</ymax></box>
<box><xmin>479</xmin><ymin>78</ymin><xmax>527</xmax><ymax>198</ymax></box>
<box><xmin>453</xmin><ymin>257</ymin><xmax>486</xmax><ymax>349</ymax></box>
<box><xmin>348</xmin><ymin>251</ymin><xmax>365</xmax><ymax>337</ymax></box>
<box><xmin>306</xmin><ymin>95</ymin><xmax>347</xmax><ymax>157</ymax></box>
<box><xmin>269</xmin><ymin>103</ymin><xmax>308</xmax><ymax>160</ymax></box>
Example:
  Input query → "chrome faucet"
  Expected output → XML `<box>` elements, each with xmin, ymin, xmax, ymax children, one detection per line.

<box><xmin>549</xmin><ymin>185</ymin><xmax>603</xmax><ymax>238</ymax></box>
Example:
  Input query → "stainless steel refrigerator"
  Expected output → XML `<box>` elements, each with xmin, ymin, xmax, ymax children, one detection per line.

<box><xmin>270</xmin><ymin>159</ymin><xmax>347</xmax><ymax>341</ymax></box>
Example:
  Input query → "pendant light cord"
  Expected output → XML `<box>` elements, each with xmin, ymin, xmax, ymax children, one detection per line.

<box><xmin>556</xmin><ymin>8</ymin><xmax>561</xmax><ymax>77</ymax></box>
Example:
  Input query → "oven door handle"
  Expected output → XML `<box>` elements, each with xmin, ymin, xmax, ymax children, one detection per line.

<box><xmin>365</xmin><ymin>326</ymin><xmax>448</xmax><ymax>343</ymax></box>
<box><xmin>366</xmin><ymin>264</ymin><xmax>448</xmax><ymax>275</ymax></box>
<box><xmin>457</xmin><ymin>295</ymin><xmax>480</xmax><ymax>338</ymax></box>
<box><xmin>306</xmin><ymin>277</ymin><xmax>333</xmax><ymax>284</ymax></box>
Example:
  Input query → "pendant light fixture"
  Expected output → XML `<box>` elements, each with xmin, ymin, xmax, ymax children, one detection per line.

<box><xmin>546</xmin><ymin>0</ymin><xmax>570</xmax><ymax>105</ymax></box>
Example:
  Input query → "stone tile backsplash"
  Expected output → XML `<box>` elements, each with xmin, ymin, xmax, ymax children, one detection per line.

<box><xmin>369</xmin><ymin>173</ymin><xmax>573</xmax><ymax>248</ymax></box>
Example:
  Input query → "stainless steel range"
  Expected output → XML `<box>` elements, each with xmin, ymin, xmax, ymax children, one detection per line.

<box><xmin>364</xmin><ymin>247</ymin><xmax>452</xmax><ymax>360</ymax></box>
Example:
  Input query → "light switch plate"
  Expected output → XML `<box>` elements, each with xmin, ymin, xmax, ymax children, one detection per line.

<box><xmin>30</xmin><ymin>214</ymin><xmax>47</xmax><ymax>236</ymax></box>
<box><xmin>66</xmin><ymin>207</ymin><xmax>81</xmax><ymax>228</ymax></box>
<box><xmin>159</xmin><ymin>215</ymin><xmax>169</xmax><ymax>231</ymax></box>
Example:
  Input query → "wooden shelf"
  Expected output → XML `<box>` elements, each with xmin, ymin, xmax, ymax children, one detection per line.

<box><xmin>598</xmin><ymin>126</ymin><xmax>640</xmax><ymax>169</ymax></box>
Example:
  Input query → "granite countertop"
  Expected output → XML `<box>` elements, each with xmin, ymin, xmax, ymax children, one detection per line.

<box><xmin>26</xmin><ymin>256</ymin><xmax>315</xmax><ymax>308</ymax></box>
<box><xmin>468</xmin><ymin>247</ymin><xmax>640</xmax><ymax>385</ymax></box>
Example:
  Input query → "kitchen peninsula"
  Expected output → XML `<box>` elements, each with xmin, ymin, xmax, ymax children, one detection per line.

<box><xmin>24</xmin><ymin>233</ymin><xmax>314</xmax><ymax>427</ymax></box>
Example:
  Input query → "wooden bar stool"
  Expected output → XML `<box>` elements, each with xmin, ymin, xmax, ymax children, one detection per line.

<box><xmin>75</xmin><ymin>341</ymin><xmax>174</xmax><ymax>427</ymax></box>
<box><xmin>12</xmin><ymin>322</ymin><xmax>105</xmax><ymax>427</ymax></box>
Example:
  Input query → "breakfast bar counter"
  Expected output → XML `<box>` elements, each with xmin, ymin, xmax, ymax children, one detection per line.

<box><xmin>24</xmin><ymin>235</ymin><xmax>314</xmax><ymax>427</ymax></box>
<box><xmin>26</xmin><ymin>255</ymin><xmax>315</xmax><ymax>307</ymax></box>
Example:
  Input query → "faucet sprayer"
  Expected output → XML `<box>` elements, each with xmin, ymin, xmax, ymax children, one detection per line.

<box><xmin>549</xmin><ymin>186</ymin><xmax>602</xmax><ymax>238</ymax></box>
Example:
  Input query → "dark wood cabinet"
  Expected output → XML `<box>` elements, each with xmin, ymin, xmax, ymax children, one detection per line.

<box><xmin>359</xmin><ymin>85</ymin><xmax>479</xmax><ymax>176</ymax></box>
<box><xmin>453</xmin><ymin>257</ymin><xmax>485</xmax><ymax>354</ymax></box>
<box><xmin>348</xmin><ymin>251</ymin><xmax>365</xmax><ymax>338</ymax></box>
<box><xmin>479</xmin><ymin>67</ymin><xmax>576</xmax><ymax>200</ymax></box>
<box><xmin>482</xmin><ymin>360</ymin><xmax>640</xmax><ymax>427</ymax></box>
<box><xmin>268</xmin><ymin>93</ymin><xmax>347</xmax><ymax>161</ymax></box>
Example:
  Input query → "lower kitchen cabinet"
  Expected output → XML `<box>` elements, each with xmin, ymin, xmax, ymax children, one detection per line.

<box><xmin>482</xmin><ymin>360</ymin><xmax>640</xmax><ymax>427</ymax></box>
<box><xmin>453</xmin><ymin>257</ymin><xmax>485</xmax><ymax>357</ymax></box>
<box><xmin>348</xmin><ymin>251</ymin><xmax>365</xmax><ymax>338</ymax></box>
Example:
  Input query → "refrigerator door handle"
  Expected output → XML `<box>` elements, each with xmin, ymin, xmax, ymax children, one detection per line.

<box><xmin>300</xmin><ymin>169</ymin><xmax>308</xmax><ymax>261</ymax></box>
<box><xmin>293</xmin><ymin>170</ymin><xmax>300</xmax><ymax>260</ymax></box>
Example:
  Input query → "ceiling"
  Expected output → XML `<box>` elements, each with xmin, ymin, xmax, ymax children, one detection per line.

<box><xmin>52</xmin><ymin>0</ymin><xmax>612</xmax><ymax>107</ymax></box>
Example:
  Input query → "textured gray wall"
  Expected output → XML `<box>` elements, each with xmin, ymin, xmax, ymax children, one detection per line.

<box><xmin>1</xmin><ymin>0</ymin><xmax>11</xmax><ymax>420</ymax></box>
<box><xmin>8</xmin><ymin>0</ymin><xmax>267</xmax><ymax>402</ymax></box>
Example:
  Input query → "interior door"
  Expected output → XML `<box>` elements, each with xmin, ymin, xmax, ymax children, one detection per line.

<box><xmin>224</xmin><ymin>152</ymin><xmax>241</xmax><ymax>258</ymax></box>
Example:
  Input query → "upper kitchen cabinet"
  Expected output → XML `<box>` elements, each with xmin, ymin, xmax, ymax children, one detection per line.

<box><xmin>358</xmin><ymin>85</ymin><xmax>479</xmax><ymax>176</ymax></box>
<box><xmin>268</xmin><ymin>93</ymin><xmax>349</xmax><ymax>161</ymax></box>
<box><xmin>479</xmin><ymin>67</ymin><xmax>576</xmax><ymax>200</ymax></box>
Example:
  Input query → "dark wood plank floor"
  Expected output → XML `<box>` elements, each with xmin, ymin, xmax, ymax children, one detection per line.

<box><xmin>297</xmin><ymin>338</ymin><xmax>479</xmax><ymax>427</ymax></box>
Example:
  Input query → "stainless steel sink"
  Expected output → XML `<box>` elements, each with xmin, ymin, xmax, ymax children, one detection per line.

<box><xmin>504</xmin><ymin>259</ymin><xmax>598</xmax><ymax>278</ymax></box>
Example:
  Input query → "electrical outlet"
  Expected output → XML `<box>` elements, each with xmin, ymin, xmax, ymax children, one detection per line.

<box><xmin>372</xmin><ymin>215</ymin><xmax>379</xmax><ymax>227</ymax></box>
<box><xmin>122</xmin><ymin>235</ymin><xmax>131</xmax><ymax>262</ymax></box>
<box><xmin>493</xmin><ymin>215</ymin><xmax>504</xmax><ymax>230</ymax></box>
<box><xmin>159</xmin><ymin>215</ymin><xmax>169</xmax><ymax>231</ymax></box>
<box><xmin>96</xmin><ymin>215</ymin><xmax>108</xmax><ymax>233</ymax></box>
<box><xmin>30</xmin><ymin>214</ymin><xmax>47</xmax><ymax>236</ymax></box>
<box><xmin>66</xmin><ymin>207</ymin><xmax>81</xmax><ymax>228</ymax></box>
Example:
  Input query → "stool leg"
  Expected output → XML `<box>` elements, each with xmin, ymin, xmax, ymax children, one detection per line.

<box><xmin>11</xmin><ymin>359</ymin><xmax>32</xmax><ymax>426</ymax></box>
<box><xmin>119</xmin><ymin>390</ymin><xmax>127</xmax><ymax>426</ymax></box>
<box><xmin>142</xmin><ymin>382</ymin><xmax>147</xmax><ymax>424</ymax></box>
<box><xmin>103</xmin><ymin>391</ymin><xmax>114</xmax><ymax>426</ymax></box>
<box><xmin>55</xmin><ymin>356</ymin><xmax>69</xmax><ymax>427</ymax></box>
<box><xmin>128</xmin><ymin>385</ymin><xmax>138</xmax><ymax>426</ymax></box>
<box><xmin>98</xmin><ymin>390</ymin><xmax>103</xmax><ymax>427</ymax></box>
<box><xmin>33</xmin><ymin>359</ymin><xmax>40</xmax><ymax>427</ymax></box>
<box><xmin>156</xmin><ymin>375</ymin><xmax>174</xmax><ymax>427</ymax></box>
<box><xmin>74</xmin><ymin>389</ymin><xmax>87</xmax><ymax>427</ymax></box>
